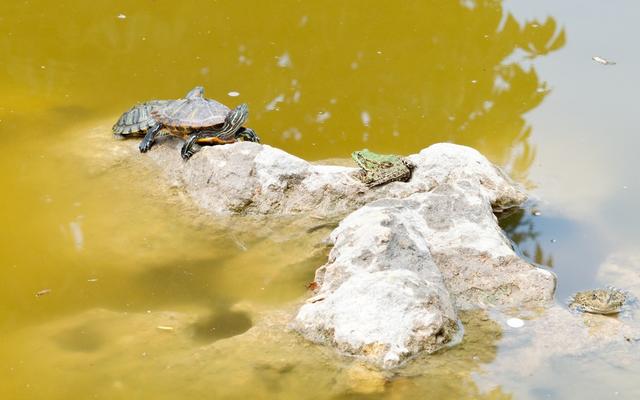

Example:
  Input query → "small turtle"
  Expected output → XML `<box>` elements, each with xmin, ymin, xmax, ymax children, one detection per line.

<box><xmin>112</xmin><ymin>99</ymin><xmax>171</xmax><ymax>137</ymax></box>
<box><xmin>112</xmin><ymin>87</ymin><xmax>203</xmax><ymax>145</ymax></box>
<box><xmin>568</xmin><ymin>287</ymin><xmax>628</xmax><ymax>315</ymax></box>
<box><xmin>148</xmin><ymin>86</ymin><xmax>259</xmax><ymax>160</ymax></box>
<box><xmin>351</xmin><ymin>149</ymin><xmax>415</xmax><ymax>187</ymax></box>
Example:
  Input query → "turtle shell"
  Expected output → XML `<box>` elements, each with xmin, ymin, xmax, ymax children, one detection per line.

<box><xmin>113</xmin><ymin>100</ymin><xmax>170</xmax><ymax>135</ymax></box>
<box><xmin>151</xmin><ymin>97</ymin><xmax>230</xmax><ymax>130</ymax></box>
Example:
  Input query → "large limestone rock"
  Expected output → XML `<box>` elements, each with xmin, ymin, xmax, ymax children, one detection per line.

<box><xmin>293</xmin><ymin>203</ymin><xmax>460</xmax><ymax>369</ymax></box>
<box><xmin>293</xmin><ymin>181</ymin><xmax>556</xmax><ymax>368</ymax></box>
<box><xmin>134</xmin><ymin>138</ymin><xmax>554</xmax><ymax>368</ymax></box>
<box><xmin>94</xmin><ymin>135</ymin><xmax>554</xmax><ymax>368</ymax></box>
<box><xmin>144</xmin><ymin>139</ymin><xmax>526</xmax><ymax>216</ymax></box>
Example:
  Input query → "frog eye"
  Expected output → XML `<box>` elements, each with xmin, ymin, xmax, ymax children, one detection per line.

<box><xmin>381</xmin><ymin>162</ymin><xmax>393</xmax><ymax>168</ymax></box>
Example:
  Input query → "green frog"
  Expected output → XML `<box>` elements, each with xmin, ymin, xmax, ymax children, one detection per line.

<box><xmin>351</xmin><ymin>149</ymin><xmax>415</xmax><ymax>187</ymax></box>
<box><xmin>568</xmin><ymin>288</ymin><xmax>628</xmax><ymax>315</ymax></box>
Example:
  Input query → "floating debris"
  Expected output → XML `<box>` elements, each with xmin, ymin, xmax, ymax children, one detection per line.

<box><xmin>277</xmin><ymin>52</ymin><xmax>292</xmax><ymax>68</ymax></box>
<box><xmin>69</xmin><ymin>221</ymin><xmax>84</xmax><ymax>251</ymax></box>
<box><xmin>506</xmin><ymin>318</ymin><xmax>524</xmax><ymax>328</ymax></box>
<box><xmin>227</xmin><ymin>91</ymin><xmax>240</xmax><ymax>97</ymax></box>
<box><xmin>265</xmin><ymin>94</ymin><xmax>285</xmax><ymax>111</ymax></box>
<box><xmin>532</xmin><ymin>210</ymin><xmax>542</xmax><ymax>216</ymax></box>
<box><xmin>35</xmin><ymin>288</ymin><xmax>51</xmax><ymax>297</ymax></box>
<box><xmin>117</xmin><ymin>14</ymin><xmax>127</xmax><ymax>20</ymax></box>
<box><xmin>316</xmin><ymin>111</ymin><xmax>331</xmax><ymax>123</ymax></box>
<box><xmin>360</xmin><ymin>111</ymin><xmax>371</xmax><ymax>127</ymax></box>
<box><xmin>157</xmin><ymin>326</ymin><xmax>175</xmax><ymax>332</ymax></box>
<box><xmin>592</xmin><ymin>56</ymin><xmax>616</xmax><ymax>65</ymax></box>
<box><xmin>87</xmin><ymin>278</ymin><xmax>98</xmax><ymax>283</ymax></box>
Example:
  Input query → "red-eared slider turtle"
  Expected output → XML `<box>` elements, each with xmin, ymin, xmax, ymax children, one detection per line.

<box><xmin>149</xmin><ymin>86</ymin><xmax>260</xmax><ymax>160</ymax></box>
<box><xmin>112</xmin><ymin>99</ymin><xmax>171</xmax><ymax>136</ymax></box>
<box><xmin>112</xmin><ymin>86</ymin><xmax>203</xmax><ymax>150</ymax></box>
<box><xmin>113</xmin><ymin>86</ymin><xmax>259</xmax><ymax>159</ymax></box>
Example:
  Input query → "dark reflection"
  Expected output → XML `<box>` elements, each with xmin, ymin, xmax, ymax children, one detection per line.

<box><xmin>54</xmin><ymin>323</ymin><xmax>104</xmax><ymax>353</ymax></box>
<box><xmin>498</xmin><ymin>205</ymin><xmax>609</xmax><ymax>299</ymax></box>
<box><xmin>499</xmin><ymin>206</ymin><xmax>554</xmax><ymax>268</ymax></box>
<box><xmin>252</xmin><ymin>361</ymin><xmax>297</xmax><ymax>394</ymax></box>
<box><xmin>191</xmin><ymin>307</ymin><xmax>253</xmax><ymax>343</ymax></box>
<box><xmin>129</xmin><ymin>258</ymin><xmax>228</xmax><ymax>308</ymax></box>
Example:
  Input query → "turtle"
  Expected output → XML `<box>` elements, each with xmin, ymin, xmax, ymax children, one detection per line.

<box><xmin>111</xmin><ymin>87</ymin><xmax>203</xmax><ymax>144</ymax></box>
<box><xmin>112</xmin><ymin>99</ymin><xmax>171</xmax><ymax>137</ymax></box>
<box><xmin>147</xmin><ymin>86</ymin><xmax>260</xmax><ymax>160</ymax></box>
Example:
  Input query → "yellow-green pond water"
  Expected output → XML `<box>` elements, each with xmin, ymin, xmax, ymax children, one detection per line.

<box><xmin>1</xmin><ymin>1</ymin><xmax>640</xmax><ymax>399</ymax></box>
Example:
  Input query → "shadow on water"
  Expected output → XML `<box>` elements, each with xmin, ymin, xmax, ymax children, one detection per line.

<box><xmin>190</xmin><ymin>307</ymin><xmax>253</xmax><ymax>343</ymax></box>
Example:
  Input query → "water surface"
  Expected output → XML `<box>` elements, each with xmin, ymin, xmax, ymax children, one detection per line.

<box><xmin>1</xmin><ymin>1</ymin><xmax>639</xmax><ymax>399</ymax></box>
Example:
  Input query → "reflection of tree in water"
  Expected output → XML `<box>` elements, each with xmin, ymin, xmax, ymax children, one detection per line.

<box><xmin>499</xmin><ymin>207</ymin><xmax>554</xmax><ymax>268</ymax></box>
<box><xmin>250</xmin><ymin>0</ymin><xmax>566</xmax><ymax>181</ymax></box>
<box><xmin>5</xmin><ymin>0</ymin><xmax>564</xmax><ymax>182</ymax></box>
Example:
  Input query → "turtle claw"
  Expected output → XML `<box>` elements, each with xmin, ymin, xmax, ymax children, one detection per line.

<box><xmin>181</xmin><ymin>135</ymin><xmax>201</xmax><ymax>161</ymax></box>
<box><xmin>139</xmin><ymin>140</ymin><xmax>151</xmax><ymax>153</ymax></box>
<box><xmin>139</xmin><ymin>124</ymin><xmax>161</xmax><ymax>153</ymax></box>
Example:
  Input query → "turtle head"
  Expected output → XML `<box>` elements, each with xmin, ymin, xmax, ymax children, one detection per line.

<box><xmin>237</xmin><ymin>127</ymin><xmax>260</xmax><ymax>143</ymax></box>
<box><xmin>185</xmin><ymin>86</ymin><xmax>205</xmax><ymax>99</ymax></box>
<box><xmin>221</xmin><ymin>103</ymin><xmax>249</xmax><ymax>136</ymax></box>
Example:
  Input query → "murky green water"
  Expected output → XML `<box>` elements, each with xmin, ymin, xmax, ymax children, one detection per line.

<box><xmin>1</xmin><ymin>1</ymin><xmax>639</xmax><ymax>399</ymax></box>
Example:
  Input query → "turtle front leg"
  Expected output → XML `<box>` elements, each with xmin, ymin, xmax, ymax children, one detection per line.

<box><xmin>139</xmin><ymin>123</ymin><xmax>162</xmax><ymax>153</ymax></box>
<box><xmin>181</xmin><ymin>134</ymin><xmax>202</xmax><ymax>161</ymax></box>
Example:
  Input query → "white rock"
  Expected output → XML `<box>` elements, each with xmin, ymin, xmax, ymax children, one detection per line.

<box><xmin>295</xmin><ymin>270</ymin><xmax>458</xmax><ymax>369</ymax></box>
<box><xmin>144</xmin><ymin>139</ymin><xmax>526</xmax><ymax>217</ymax></box>
<box><xmin>134</xmin><ymin>137</ymin><xmax>554</xmax><ymax>367</ymax></box>
<box><xmin>293</xmin><ymin>201</ymin><xmax>459</xmax><ymax>368</ymax></box>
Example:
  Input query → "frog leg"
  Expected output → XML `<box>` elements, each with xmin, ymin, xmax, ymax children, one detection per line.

<box><xmin>138</xmin><ymin>123</ymin><xmax>162</xmax><ymax>153</ymax></box>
